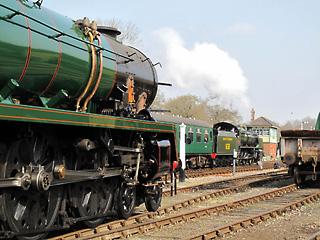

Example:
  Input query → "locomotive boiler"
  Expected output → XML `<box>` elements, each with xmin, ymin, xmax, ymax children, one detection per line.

<box><xmin>0</xmin><ymin>1</ymin><xmax>177</xmax><ymax>239</ymax></box>
<box><xmin>0</xmin><ymin>1</ymin><xmax>157</xmax><ymax>115</ymax></box>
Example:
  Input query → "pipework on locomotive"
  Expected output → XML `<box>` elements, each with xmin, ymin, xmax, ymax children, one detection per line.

<box><xmin>0</xmin><ymin>1</ymin><xmax>178</xmax><ymax>239</ymax></box>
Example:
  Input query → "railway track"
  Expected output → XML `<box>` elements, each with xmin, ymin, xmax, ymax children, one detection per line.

<box><xmin>307</xmin><ymin>230</ymin><xmax>320</xmax><ymax>240</ymax></box>
<box><xmin>184</xmin><ymin>161</ymin><xmax>283</xmax><ymax>179</ymax></box>
<box><xmin>185</xmin><ymin>165</ymin><xmax>260</xmax><ymax>178</ymax></box>
<box><xmin>48</xmin><ymin>171</ymin><xmax>289</xmax><ymax>239</ymax></box>
<box><xmin>185</xmin><ymin>185</ymin><xmax>320</xmax><ymax>240</ymax></box>
<box><xmin>163</xmin><ymin>169</ymin><xmax>286</xmax><ymax>197</ymax></box>
<box><xmin>128</xmin><ymin>182</ymin><xmax>318</xmax><ymax>240</ymax></box>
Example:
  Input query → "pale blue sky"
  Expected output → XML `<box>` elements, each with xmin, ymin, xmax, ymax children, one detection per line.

<box><xmin>44</xmin><ymin>0</ymin><xmax>320</xmax><ymax>124</ymax></box>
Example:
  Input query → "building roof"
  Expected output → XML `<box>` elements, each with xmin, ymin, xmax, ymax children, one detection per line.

<box><xmin>152</xmin><ymin>113</ymin><xmax>212</xmax><ymax>128</ymax></box>
<box><xmin>247</xmin><ymin>116</ymin><xmax>279</xmax><ymax>128</ymax></box>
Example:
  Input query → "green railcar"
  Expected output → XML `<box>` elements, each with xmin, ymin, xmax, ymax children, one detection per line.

<box><xmin>153</xmin><ymin>114</ymin><xmax>213</xmax><ymax>168</ymax></box>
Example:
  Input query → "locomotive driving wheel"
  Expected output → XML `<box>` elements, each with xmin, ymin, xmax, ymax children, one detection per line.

<box><xmin>0</xmin><ymin>127</ymin><xmax>63</xmax><ymax>240</ymax></box>
<box><xmin>70</xmin><ymin>149</ymin><xmax>115</xmax><ymax>227</ymax></box>
<box><xmin>145</xmin><ymin>184</ymin><xmax>162</xmax><ymax>212</ymax></box>
<box><xmin>115</xmin><ymin>180</ymin><xmax>136</xmax><ymax>219</ymax></box>
<box><xmin>72</xmin><ymin>179</ymin><xmax>115</xmax><ymax>228</ymax></box>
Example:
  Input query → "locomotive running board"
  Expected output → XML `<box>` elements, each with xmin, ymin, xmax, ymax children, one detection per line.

<box><xmin>0</xmin><ymin>103</ymin><xmax>176</xmax><ymax>134</ymax></box>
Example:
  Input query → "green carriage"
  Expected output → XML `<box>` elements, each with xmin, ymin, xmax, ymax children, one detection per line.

<box><xmin>153</xmin><ymin>114</ymin><xmax>213</xmax><ymax>168</ymax></box>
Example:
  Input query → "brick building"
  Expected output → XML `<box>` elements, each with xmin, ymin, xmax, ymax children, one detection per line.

<box><xmin>246</xmin><ymin>116</ymin><xmax>279</xmax><ymax>159</ymax></box>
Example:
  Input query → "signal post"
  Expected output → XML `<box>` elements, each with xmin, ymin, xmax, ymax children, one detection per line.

<box><xmin>179</xmin><ymin>123</ymin><xmax>186</xmax><ymax>182</ymax></box>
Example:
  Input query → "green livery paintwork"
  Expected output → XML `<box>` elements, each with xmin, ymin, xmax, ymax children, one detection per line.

<box><xmin>316</xmin><ymin>112</ymin><xmax>320</xmax><ymax>130</ymax></box>
<box><xmin>0</xmin><ymin>1</ymin><xmax>116</xmax><ymax>100</ymax></box>
<box><xmin>170</xmin><ymin>122</ymin><xmax>213</xmax><ymax>155</ymax></box>
<box><xmin>0</xmin><ymin>103</ymin><xmax>176</xmax><ymax>133</ymax></box>
<box><xmin>215</xmin><ymin>132</ymin><xmax>237</xmax><ymax>156</ymax></box>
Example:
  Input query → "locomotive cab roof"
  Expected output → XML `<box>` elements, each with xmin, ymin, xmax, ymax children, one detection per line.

<box><xmin>213</xmin><ymin>122</ymin><xmax>238</xmax><ymax>132</ymax></box>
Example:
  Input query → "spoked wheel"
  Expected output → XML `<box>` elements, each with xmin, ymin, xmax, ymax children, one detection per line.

<box><xmin>145</xmin><ymin>184</ymin><xmax>162</xmax><ymax>212</ymax></box>
<box><xmin>72</xmin><ymin>179</ymin><xmax>115</xmax><ymax>228</ymax></box>
<box><xmin>188</xmin><ymin>157</ymin><xmax>197</xmax><ymax>169</ymax></box>
<box><xmin>0</xmin><ymin>127</ymin><xmax>63</xmax><ymax>240</ymax></box>
<box><xmin>196</xmin><ymin>156</ymin><xmax>207</xmax><ymax>168</ymax></box>
<box><xmin>116</xmin><ymin>180</ymin><xmax>136</xmax><ymax>219</ymax></box>
<box><xmin>294</xmin><ymin>165</ymin><xmax>306</xmax><ymax>186</ymax></box>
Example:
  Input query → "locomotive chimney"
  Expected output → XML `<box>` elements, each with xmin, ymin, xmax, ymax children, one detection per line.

<box><xmin>97</xmin><ymin>26</ymin><xmax>121</xmax><ymax>40</ymax></box>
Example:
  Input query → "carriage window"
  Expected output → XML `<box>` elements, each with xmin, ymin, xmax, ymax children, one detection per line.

<box><xmin>188</xmin><ymin>127</ymin><xmax>194</xmax><ymax>143</ymax></box>
<box><xmin>210</xmin><ymin>131</ymin><xmax>213</xmax><ymax>141</ymax></box>
<box><xmin>196</xmin><ymin>128</ymin><xmax>202</xmax><ymax>142</ymax></box>
<box><xmin>204</xmin><ymin>129</ymin><xmax>209</xmax><ymax>143</ymax></box>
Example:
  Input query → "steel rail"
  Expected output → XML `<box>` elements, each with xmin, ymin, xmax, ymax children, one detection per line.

<box><xmin>57</xmin><ymin>184</ymin><xmax>297</xmax><ymax>240</ymax></box>
<box><xmin>306</xmin><ymin>231</ymin><xmax>320</xmax><ymax>240</ymax></box>
<box><xmin>184</xmin><ymin>165</ymin><xmax>278</xmax><ymax>179</ymax></box>
<box><xmin>48</xmin><ymin>174</ymin><xmax>291</xmax><ymax>240</ymax></box>
<box><xmin>163</xmin><ymin>170</ymin><xmax>287</xmax><ymax>197</ymax></box>
<box><xmin>187</xmin><ymin>189</ymin><xmax>320</xmax><ymax>240</ymax></box>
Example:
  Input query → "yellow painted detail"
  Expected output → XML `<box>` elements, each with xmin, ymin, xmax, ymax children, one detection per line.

<box><xmin>226</xmin><ymin>143</ymin><xmax>230</xmax><ymax>150</ymax></box>
<box><xmin>223</xmin><ymin>138</ymin><xmax>233</xmax><ymax>141</ymax></box>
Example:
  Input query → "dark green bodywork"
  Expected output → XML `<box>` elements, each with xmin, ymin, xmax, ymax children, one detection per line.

<box><xmin>0</xmin><ymin>0</ymin><xmax>115</xmax><ymax>99</ymax></box>
<box><xmin>0</xmin><ymin>1</ymin><xmax>158</xmax><ymax>112</ymax></box>
<box><xmin>316</xmin><ymin>113</ymin><xmax>320</xmax><ymax>130</ymax></box>
<box><xmin>152</xmin><ymin>114</ymin><xmax>213</xmax><ymax>156</ymax></box>
<box><xmin>213</xmin><ymin>122</ymin><xmax>263</xmax><ymax>164</ymax></box>
<box><xmin>179</xmin><ymin>123</ymin><xmax>212</xmax><ymax>155</ymax></box>
<box><xmin>214</xmin><ymin>130</ymin><xmax>237</xmax><ymax>156</ymax></box>
<box><xmin>0</xmin><ymin>2</ymin><xmax>176</xmax><ymax>236</ymax></box>
<box><xmin>0</xmin><ymin>103</ymin><xmax>176</xmax><ymax>133</ymax></box>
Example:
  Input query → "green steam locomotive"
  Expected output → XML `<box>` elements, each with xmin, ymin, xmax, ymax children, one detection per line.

<box><xmin>0</xmin><ymin>1</ymin><xmax>177</xmax><ymax>239</ymax></box>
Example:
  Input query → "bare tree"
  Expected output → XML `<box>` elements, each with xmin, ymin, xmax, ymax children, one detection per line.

<box><xmin>165</xmin><ymin>94</ymin><xmax>207</xmax><ymax>120</ymax></box>
<box><xmin>95</xmin><ymin>18</ymin><xmax>143</xmax><ymax>47</ymax></box>
<box><xmin>151</xmin><ymin>93</ymin><xmax>242</xmax><ymax>125</ymax></box>
<box><xmin>150</xmin><ymin>90</ymin><xmax>166</xmax><ymax>111</ymax></box>
<box><xmin>280</xmin><ymin>116</ymin><xmax>316</xmax><ymax>130</ymax></box>
<box><xmin>208</xmin><ymin>105</ymin><xmax>243</xmax><ymax>125</ymax></box>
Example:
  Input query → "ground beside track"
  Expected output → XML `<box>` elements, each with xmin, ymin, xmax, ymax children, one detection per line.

<box><xmin>173</xmin><ymin>168</ymin><xmax>283</xmax><ymax>188</ymax></box>
<box><xmin>132</xmin><ymin>167</ymin><xmax>320</xmax><ymax>240</ymax></box>
<box><xmin>47</xmin><ymin>165</ymin><xmax>285</xmax><ymax>239</ymax></box>
<box><xmin>134</xmin><ymin>167</ymin><xmax>285</xmax><ymax>214</ymax></box>
<box><xmin>129</xmin><ymin>171</ymin><xmax>296</xmax><ymax>240</ymax></box>
<box><xmin>223</xmin><ymin>182</ymin><xmax>320</xmax><ymax>240</ymax></box>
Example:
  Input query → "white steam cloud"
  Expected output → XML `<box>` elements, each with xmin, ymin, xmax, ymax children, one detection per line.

<box><xmin>151</xmin><ymin>27</ymin><xmax>250</xmax><ymax>116</ymax></box>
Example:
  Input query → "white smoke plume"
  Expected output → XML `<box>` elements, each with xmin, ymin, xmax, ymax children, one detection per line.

<box><xmin>151</xmin><ymin>27</ymin><xmax>250</xmax><ymax>116</ymax></box>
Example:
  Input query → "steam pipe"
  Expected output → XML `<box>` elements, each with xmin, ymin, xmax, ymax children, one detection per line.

<box><xmin>82</xmin><ymin>35</ymin><xmax>104</xmax><ymax>111</ymax></box>
<box><xmin>76</xmin><ymin>31</ymin><xmax>97</xmax><ymax>112</ymax></box>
